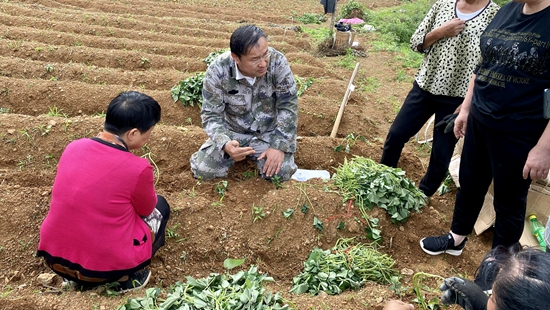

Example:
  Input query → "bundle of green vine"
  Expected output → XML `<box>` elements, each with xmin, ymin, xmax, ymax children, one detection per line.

<box><xmin>332</xmin><ymin>156</ymin><xmax>427</xmax><ymax>224</ymax></box>
<box><xmin>290</xmin><ymin>238</ymin><xmax>399</xmax><ymax>295</ymax></box>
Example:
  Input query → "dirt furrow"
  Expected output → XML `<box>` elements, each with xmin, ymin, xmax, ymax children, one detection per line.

<box><xmin>2</xmin><ymin>0</ymin><xmax>311</xmax><ymax>36</ymax></box>
<box><xmin>0</xmin><ymin>11</ymin><xmax>309</xmax><ymax>56</ymax></box>
<box><xmin>37</xmin><ymin>0</ymin><xmax>311</xmax><ymax>25</ymax></box>
<box><xmin>0</xmin><ymin>23</ymin><xmax>306</xmax><ymax>62</ymax></box>
<box><xmin>0</xmin><ymin>38</ymin><xmax>205</xmax><ymax>72</ymax></box>
<box><xmin>0</xmin><ymin>112</ymin><xmax>372</xmax><ymax>188</ymax></box>
<box><xmin>0</xmin><ymin>23</ymin><xmax>223</xmax><ymax>62</ymax></box>
<box><xmin>0</xmin><ymin>10</ymin><xmax>232</xmax><ymax>47</ymax></box>
<box><xmin>0</xmin><ymin>56</ymin><xmax>191</xmax><ymax>91</ymax></box>
<box><xmin>0</xmin><ymin>76</ymin><xmax>201</xmax><ymax>126</ymax></box>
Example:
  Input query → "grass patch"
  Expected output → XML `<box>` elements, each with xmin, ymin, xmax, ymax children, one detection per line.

<box><xmin>301</xmin><ymin>26</ymin><xmax>331</xmax><ymax>45</ymax></box>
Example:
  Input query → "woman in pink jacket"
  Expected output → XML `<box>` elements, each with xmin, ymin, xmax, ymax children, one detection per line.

<box><xmin>37</xmin><ymin>91</ymin><xmax>170</xmax><ymax>292</ymax></box>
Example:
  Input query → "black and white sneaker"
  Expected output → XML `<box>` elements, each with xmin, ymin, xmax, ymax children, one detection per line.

<box><xmin>115</xmin><ymin>269</ymin><xmax>151</xmax><ymax>293</ymax></box>
<box><xmin>420</xmin><ymin>233</ymin><xmax>467</xmax><ymax>256</ymax></box>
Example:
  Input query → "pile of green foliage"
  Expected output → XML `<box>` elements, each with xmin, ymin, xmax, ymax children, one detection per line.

<box><xmin>290</xmin><ymin>238</ymin><xmax>399</xmax><ymax>295</ymax></box>
<box><xmin>119</xmin><ymin>265</ymin><xmax>288</xmax><ymax>310</ymax></box>
<box><xmin>332</xmin><ymin>157</ymin><xmax>426</xmax><ymax>224</ymax></box>
<box><xmin>293</xmin><ymin>12</ymin><xmax>327</xmax><ymax>24</ymax></box>
<box><xmin>171</xmin><ymin>72</ymin><xmax>205</xmax><ymax>109</ymax></box>
<box><xmin>170</xmin><ymin>49</ymin><xmax>228</xmax><ymax>109</ymax></box>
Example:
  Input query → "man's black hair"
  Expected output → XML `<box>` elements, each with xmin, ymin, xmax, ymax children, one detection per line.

<box><xmin>230</xmin><ymin>25</ymin><xmax>267</xmax><ymax>58</ymax></box>
<box><xmin>104</xmin><ymin>91</ymin><xmax>161</xmax><ymax>135</ymax></box>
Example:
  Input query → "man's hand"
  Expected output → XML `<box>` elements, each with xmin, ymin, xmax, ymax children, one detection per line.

<box><xmin>438</xmin><ymin>18</ymin><xmax>466</xmax><ymax>37</ymax></box>
<box><xmin>258</xmin><ymin>148</ymin><xmax>284</xmax><ymax>177</ymax></box>
<box><xmin>453</xmin><ymin>111</ymin><xmax>468</xmax><ymax>139</ymax></box>
<box><xmin>440</xmin><ymin>277</ymin><xmax>488</xmax><ymax>310</ymax></box>
<box><xmin>383</xmin><ymin>300</ymin><xmax>414</xmax><ymax>310</ymax></box>
<box><xmin>523</xmin><ymin>144</ymin><xmax>550</xmax><ymax>180</ymax></box>
<box><xmin>223</xmin><ymin>140</ymin><xmax>255</xmax><ymax>162</ymax></box>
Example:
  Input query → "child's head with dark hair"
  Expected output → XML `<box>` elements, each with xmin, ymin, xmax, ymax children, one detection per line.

<box><xmin>104</xmin><ymin>91</ymin><xmax>161</xmax><ymax>135</ymax></box>
<box><xmin>230</xmin><ymin>25</ymin><xmax>266</xmax><ymax>58</ymax></box>
<box><xmin>481</xmin><ymin>245</ymin><xmax>550</xmax><ymax>310</ymax></box>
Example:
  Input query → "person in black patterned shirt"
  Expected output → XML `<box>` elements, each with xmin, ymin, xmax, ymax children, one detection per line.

<box><xmin>381</xmin><ymin>0</ymin><xmax>499</xmax><ymax>198</ymax></box>
<box><xmin>421</xmin><ymin>0</ymin><xmax>550</xmax><ymax>256</ymax></box>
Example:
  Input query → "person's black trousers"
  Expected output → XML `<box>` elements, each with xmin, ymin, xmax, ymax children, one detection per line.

<box><xmin>152</xmin><ymin>195</ymin><xmax>171</xmax><ymax>256</ymax></box>
<box><xmin>450</xmin><ymin>114</ymin><xmax>539</xmax><ymax>248</ymax></box>
<box><xmin>381</xmin><ymin>81</ymin><xmax>462</xmax><ymax>196</ymax></box>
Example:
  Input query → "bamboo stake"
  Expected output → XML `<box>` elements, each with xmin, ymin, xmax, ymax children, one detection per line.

<box><xmin>329</xmin><ymin>11</ymin><xmax>336</xmax><ymax>37</ymax></box>
<box><xmin>330</xmin><ymin>62</ymin><xmax>360</xmax><ymax>138</ymax></box>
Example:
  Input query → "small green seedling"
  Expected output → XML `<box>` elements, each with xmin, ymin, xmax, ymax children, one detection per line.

<box><xmin>271</xmin><ymin>175</ymin><xmax>284</xmax><ymax>189</ymax></box>
<box><xmin>283</xmin><ymin>208</ymin><xmax>294</xmax><ymax>219</ymax></box>
<box><xmin>313</xmin><ymin>216</ymin><xmax>323</xmax><ymax>231</ymax></box>
<box><xmin>252</xmin><ymin>204</ymin><xmax>266</xmax><ymax>223</ymax></box>
<box><xmin>215</xmin><ymin>180</ymin><xmax>228</xmax><ymax>201</ymax></box>
<box><xmin>334</xmin><ymin>133</ymin><xmax>367</xmax><ymax>153</ymax></box>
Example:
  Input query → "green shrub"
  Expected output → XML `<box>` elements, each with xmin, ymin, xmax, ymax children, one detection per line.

<box><xmin>493</xmin><ymin>0</ymin><xmax>510</xmax><ymax>6</ymax></box>
<box><xmin>339</xmin><ymin>0</ymin><xmax>370</xmax><ymax>21</ymax></box>
<box><xmin>202</xmin><ymin>49</ymin><xmax>228</xmax><ymax>66</ymax></box>
<box><xmin>171</xmin><ymin>72</ymin><xmax>205</xmax><ymax>109</ymax></box>
<box><xmin>302</xmin><ymin>26</ymin><xmax>331</xmax><ymax>44</ymax></box>
<box><xmin>295</xmin><ymin>76</ymin><xmax>314</xmax><ymax>97</ymax></box>
<box><xmin>371</xmin><ymin>0</ymin><xmax>434</xmax><ymax>44</ymax></box>
<box><xmin>294</xmin><ymin>12</ymin><xmax>327</xmax><ymax>24</ymax></box>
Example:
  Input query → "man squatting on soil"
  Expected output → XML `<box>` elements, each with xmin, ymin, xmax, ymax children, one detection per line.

<box><xmin>190</xmin><ymin>25</ymin><xmax>298</xmax><ymax>181</ymax></box>
<box><xmin>36</xmin><ymin>91</ymin><xmax>170</xmax><ymax>292</ymax></box>
<box><xmin>380</xmin><ymin>0</ymin><xmax>499</xmax><ymax>197</ymax></box>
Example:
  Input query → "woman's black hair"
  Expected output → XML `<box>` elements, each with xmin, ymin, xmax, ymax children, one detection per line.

<box><xmin>104</xmin><ymin>91</ymin><xmax>161</xmax><ymax>135</ymax></box>
<box><xmin>484</xmin><ymin>245</ymin><xmax>550</xmax><ymax>310</ymax></box>
<box><xmin>229</xmin><ymin>25</ymin><xmax>267</xmax><ymax>58</ymax></box>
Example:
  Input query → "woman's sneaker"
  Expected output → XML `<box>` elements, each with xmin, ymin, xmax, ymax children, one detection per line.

<box><xmin>116</xmin><ymin>269</ymin><xmax>151</xmax><ymax>293</ymax></box>
<box><xmin>61</xmin><ymin>278</ymin><xmax>78</xmax><ymax>289</ymax></box>
<box><xmin>420</xmin><ymin>233</ymin><xmax>467</xmax><ymax>256</ymax></box>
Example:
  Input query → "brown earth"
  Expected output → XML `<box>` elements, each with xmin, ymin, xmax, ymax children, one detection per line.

<box><xmin>0</xmin><ymin>0</ymin><xmax>493</xmax><ymax>309</ymax></box>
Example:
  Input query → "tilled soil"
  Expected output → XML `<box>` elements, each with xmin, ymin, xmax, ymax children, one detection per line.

<box><xmin>0</xmin><ymin>0</ymin><xmax>492</xmax><ymax>309</ymax></box>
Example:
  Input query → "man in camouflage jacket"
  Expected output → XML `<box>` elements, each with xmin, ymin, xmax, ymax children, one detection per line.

<box><xmin>190</xmin><ymin>25</ymin><xmax>298</xmax><ymax>181</ymax></box>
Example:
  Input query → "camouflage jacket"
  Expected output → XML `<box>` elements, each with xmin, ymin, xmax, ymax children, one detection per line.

<box><xmin>201</xmin><ymin>47</ymin><xmax>298</xmax><ymax>153</ymax></box>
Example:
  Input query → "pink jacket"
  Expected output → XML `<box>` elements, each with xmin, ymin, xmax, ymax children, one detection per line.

<box><xmin>37</xmin><ymin>138</ymin><xmax>157</xmax><ymax>275</ymax></box>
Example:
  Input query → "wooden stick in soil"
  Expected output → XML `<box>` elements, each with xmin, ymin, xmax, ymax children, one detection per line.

<box><xmin>330</xmin><ymin>62</ymin><xmax>360</xmax><ymax>138</ymax></box>
<box><xmin>329</xmin><ymin>3</ymin><xmax>337</xmax><ymax>37</ymax></box>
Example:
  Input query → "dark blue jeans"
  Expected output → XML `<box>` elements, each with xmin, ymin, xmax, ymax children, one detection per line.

<box><xmin>381</xmin><ymin>81</ymin><xmax>462</xmax><ymax>196</ymax></box>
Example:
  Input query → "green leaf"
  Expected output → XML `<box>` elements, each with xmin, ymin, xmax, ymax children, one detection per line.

<box><xmin>224</xmin><ymin>258</ymin><xmax>245</xmax><ymax>270</ymax></box>
<box><xmin>313</xmin><ymin>216</ymin><xmax>324</xmax><ymax>231</ymax></box>
<box><xmin>290</xmin><ymin>283</ymin><xmax>309</xmax><ymax>294</ymax></box>
<box><xmin>283</xmin><ymin>208</ymin><xmax>294</xmax><ymax>219</ymax></box>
